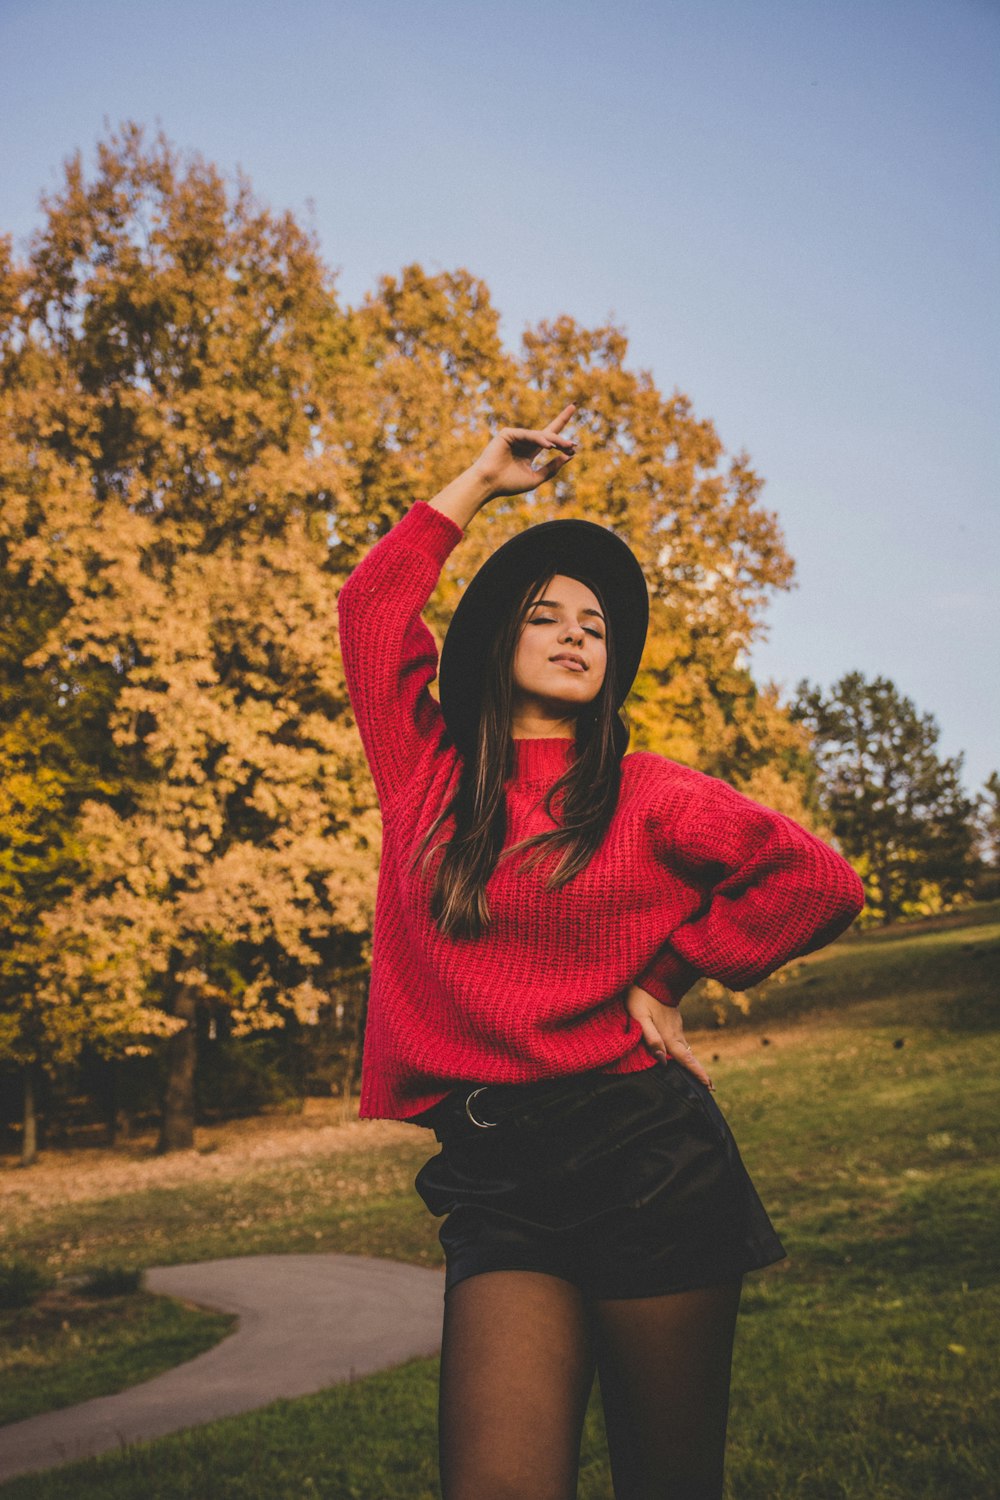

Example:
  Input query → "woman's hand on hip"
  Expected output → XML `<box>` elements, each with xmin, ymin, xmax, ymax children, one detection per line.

<box><xmin>625</xmin><ymin>983</ymin><xmax>714</xmax><ymax>1090</ymax></box>
<box><xmin>471</xmin><ymin>402</ymin><xmax>578</xmax><ymax>499</ymax></box>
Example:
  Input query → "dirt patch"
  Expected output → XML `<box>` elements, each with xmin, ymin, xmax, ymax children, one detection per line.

<box><xmin>0</xmin><ymin>1101</ymin><xmax>418</xmax><ymax>1214</ymax></box>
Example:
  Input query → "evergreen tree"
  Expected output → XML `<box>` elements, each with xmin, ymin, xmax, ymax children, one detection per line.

<box><xmin>791</xmin><ymin>672</ymin><xmax>978</xmax><ymax>922</ymax></box>
<box><xmin>974</xmin><ymin>771</ymin><xmax>1000</xmax><ymax>896</ymax></box>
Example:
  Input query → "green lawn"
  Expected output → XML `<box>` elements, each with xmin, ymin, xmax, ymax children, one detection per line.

<box><xmin>0</xmin><ymin>1289</ymin><xmax>235</xmax><ymax>1426</ymax></box>
<box><xmin>1</xmin><ymin>901</ymin><xmax>997</xmax><ymax>1497</ymax></box>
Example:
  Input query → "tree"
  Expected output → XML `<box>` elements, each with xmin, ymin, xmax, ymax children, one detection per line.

<box><xmin>337</xmin><ymin>275</ymin><xmax>814</xmax><ymax>815</ymax></box>
<box><xmin>0</xmin><ymin>124</ymin><xmax>371</xmax><ymax>1151</ymax></box>
<box><xmin>973</xmin><ymin>771</ymin><xmax>1000</xmax><ymax>898</ymax></box>
<box><xmin>0</xmin><ymin>699</ymin><xmax>96</xmax><ymax>1166</ymax></box>
<box><xmin>0</xmin><ymin>287</ymin><xmax>145</xmax><ymax>1162</ymax></box>
<box><xmin>791</xmin><ymin>672</ymin><xmax>979</xmax><ymax>923</ymax></box>
<box><xmin>2</xmin><ymin>126</ymin><xmax>827</xmax><ymax>1154</ymax></box>
<box><xmin>977</xmin><ymin>772</ymin><xmax>1000</xmax><ymax>866</ymax></box>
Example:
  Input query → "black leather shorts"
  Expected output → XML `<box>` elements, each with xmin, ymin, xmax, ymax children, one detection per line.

<box><xmin>413</xmin><ymin>1061</ymin><xmax>787</xmax><ymax>1299</ymax></box>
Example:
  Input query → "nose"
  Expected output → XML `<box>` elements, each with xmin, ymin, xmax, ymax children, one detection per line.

<box><xmin>561</xmin><ymin>623</ymin><xmax>584</xmax><ymax>645</ymax></box>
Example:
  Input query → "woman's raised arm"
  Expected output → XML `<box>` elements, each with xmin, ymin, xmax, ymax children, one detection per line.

<box><xmin>336</xmin><ymin>405</ymin><xmax>578</xmax><ymax>811</ymax></box>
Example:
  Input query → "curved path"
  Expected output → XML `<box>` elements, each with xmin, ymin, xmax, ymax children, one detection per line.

<box><xmin>0</xmin><ymin>1254</ymin><xmax>445</xmax><ymax>1484</ymax></box>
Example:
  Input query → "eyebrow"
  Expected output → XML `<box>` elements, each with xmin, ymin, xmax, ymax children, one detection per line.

<box><xmin>529</xmin><ymin>598</ymin><xmax>606</xmax><ymax>625</ymax></box>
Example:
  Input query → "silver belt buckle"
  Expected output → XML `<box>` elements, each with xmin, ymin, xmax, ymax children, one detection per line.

<box><xmin>464</xmin><ymin>1086</ymin><xmax>499</xmax><ymax>1128</ymax></box>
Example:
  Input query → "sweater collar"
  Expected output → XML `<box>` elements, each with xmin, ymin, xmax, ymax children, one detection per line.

<box><xmin>509</xmin><ymin>735</ymin><xmax>577</xmax><ymax>785</ymax></box>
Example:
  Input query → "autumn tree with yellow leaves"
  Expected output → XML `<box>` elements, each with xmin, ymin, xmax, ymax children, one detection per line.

<box><xmin>343</xmin><ymin>268</ymin><xmax>818</xmax><ymax>817</ymax></box>
<box><xmin>1</xmin><ymin>124</ymin><xmax>819</xmax><ymax>1155</ymax></box>
<box><xmin>0</xmin><ymin>125</ymin><xmax>376</xmax><ymax>1152</ymax></box>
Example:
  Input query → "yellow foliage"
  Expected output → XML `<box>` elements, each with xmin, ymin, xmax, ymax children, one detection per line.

<box><xmin>0</xmin><ymin>123</ymin><xmax>815</xmax><ymax>1089</ymax></box>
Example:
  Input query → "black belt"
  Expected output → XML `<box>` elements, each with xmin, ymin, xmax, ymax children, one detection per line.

<box><xmin>463</xmin><ymin>1086</ymin><xmax>500</xmax><ymax>1128</ymax></box>
<box><xmin>449</xmin><ymin>1069</ymin><xmax>612</xmax><ymax>1130</ymax></box>
<box><xmin>415</xmin><ymin>1068</ymin><xmax>632</xmax><ymax>1135</ymax></box>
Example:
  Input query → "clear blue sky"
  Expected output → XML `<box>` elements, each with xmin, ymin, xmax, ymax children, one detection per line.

<box><xmin>2</xmin><ymin>0</ymin><xmax>997</xmax><ymax>790</ymax></box>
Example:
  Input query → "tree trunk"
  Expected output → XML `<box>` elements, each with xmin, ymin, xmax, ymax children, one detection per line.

<box><xmin>101</xmin><ymin>1057</ymin><xmax>131</xmax><ymax>1145</ymax></box>
<box><xmin>158</xmin><ymin>985</ymin><xmax>198</xmax><ymax>1153</ymax></box>
<box><xmin>339</xmin><ymin>977</ymin><xmax>368</xmax><ymax>1124</ymax></box>
<box><xmin>339</xmin><ymin>1028</ymin><xmax>360</xmax><ymax>1124</ymax></box>
<box><xmin>877</xmin><ymin>864</ymin><xmax>899</xmax><ymax>925</ymax></box>
<box><xmin>20</xmin><ymin>1065</ymin><xmax>38</xmax><ymax>1168</ymax></box>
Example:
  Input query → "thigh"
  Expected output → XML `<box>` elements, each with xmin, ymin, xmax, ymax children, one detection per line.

<box><xmin>438</xmin><ymin>1269</ymin><xmax>598</xmax><ymax>1500</ymax></box>
<box><xmin>593</xmin><ymin>1279</ymin><xmax>743</xmax><ymax>1500</ymax></box>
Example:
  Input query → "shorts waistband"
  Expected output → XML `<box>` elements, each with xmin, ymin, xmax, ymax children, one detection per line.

<box><xmin>440</xmin><ymin>1067</ymin><xmax>632</xmax><ymax>1130</ymax></box>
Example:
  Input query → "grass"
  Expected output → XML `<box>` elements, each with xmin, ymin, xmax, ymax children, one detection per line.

<box><xmin>0</xmin><ymin>1286</ymin><xmax>235</xmax><ymax>1426</ymax></box>
<box><xmin>0</xmin><ymin>900</ymin><xmax>997</xmax><ymax>1497</ymax></box>
<box><xmin>679</xmin><ymin>895</ymin><xmax>1000</xmax><ymax>1035</ymax></box>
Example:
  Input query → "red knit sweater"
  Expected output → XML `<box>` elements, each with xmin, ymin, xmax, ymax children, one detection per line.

<box><xmin>337</xmin><ymin>500</ymin><xmax>865</xmax><ymax>1121</ymax></box>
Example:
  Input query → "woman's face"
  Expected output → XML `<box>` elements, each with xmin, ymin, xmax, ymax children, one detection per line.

<box><xmin>510</xmin><ymin>574</ymin><xmax>608</xmax><ymax>730</ymax></box>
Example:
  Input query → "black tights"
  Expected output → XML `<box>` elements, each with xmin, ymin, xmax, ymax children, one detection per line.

<box><xmin>437</xmin><ymin>1269</ymin><xmax>743</xmax><ymax>1500</ymax></box>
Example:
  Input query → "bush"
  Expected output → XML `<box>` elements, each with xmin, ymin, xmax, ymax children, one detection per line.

<box><xmin>80</xmin><ymin>1265</ymin><xmax>143</xmax><ymax>1298</ymax></box>
<box><xmin>972</xmin><ymin>867</ymin><xmax>1000</xmax><ymax>902</ymax></box>
<box><xmin>0</xmin><ymin>1256</ymin><xmax>54</xmax><ymax>1308</ymax></box>
<box><xmin>196</xmin><ymin>1034</ymin><xmax>303</xmax><ymax>1120</ymax></box>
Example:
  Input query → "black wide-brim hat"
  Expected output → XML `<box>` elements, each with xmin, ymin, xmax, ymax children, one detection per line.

<box><xmin>439</xmin><ymin>515</ymin><xmax>649</xmax><ymax>760</ymax></box>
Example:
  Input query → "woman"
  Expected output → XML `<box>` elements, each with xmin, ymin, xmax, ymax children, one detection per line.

<box><xmin>337</xmin><ymin>402</ymin><xmax>865</xmax><ymax>1500</ymax></box>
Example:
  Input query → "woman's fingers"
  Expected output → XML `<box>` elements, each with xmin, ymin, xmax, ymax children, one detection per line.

<box><xmin>626</xmin><ymin>983</ymin><xmax>715</xmax><ymax>1092</ymax></box>
<box><xmin>472</xmin><ymin>409</ymin><xmax>580</xmax><ymax>499</ymax></box>
<box><xmin>671</xmin><ymin>1041</ymin><xmax>714</xmax><ymax>1091</ymax></box>
<box><xmin>542</xmin><ymin>402</ymin><xmax>577</xmax><ymax>435</ymax></box>
<box><xmin>497</xmin><ymin>423</ymin><xmax>576</xmax><ymax>478</ymax></box>
<box><xmin>496</xmin><ymin>407</ymin><xmax>580</xmax><ymax>480</ymax></box>
<box><xmin>633</xmin><ymin>1000</ymin><xmax>714</xmax><ymax>1091</ymax></box>
<box><xmin>530</xmin><ymin>445</ymin><xmax>574</xmax><ymax>474</ymax></box>
<box><xmin>503</xmin><ymin>426</ymin><xmax>577</xmax><ymax>454</ymax></box>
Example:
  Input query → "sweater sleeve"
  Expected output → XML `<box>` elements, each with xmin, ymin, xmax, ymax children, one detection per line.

<box><xmin>336</xmin><ymin>500</ymin><xmax>465</xmax><ymax>810</ymax></box>
<box><xmin>652</xmin><ymin>767</ymin><xmax>866</xmax><ymax>990</ymax></box>
<box><xmin>632</xmin><ymin>942</ymin><xmax>702</xmax><ymax>1009</ymax></box>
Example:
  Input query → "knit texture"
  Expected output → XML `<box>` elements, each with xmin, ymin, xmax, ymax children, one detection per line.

<box><xmin>337</xmin><ymin>500</ymin><xmax>866</xmax><ymax>1121</ymax></box>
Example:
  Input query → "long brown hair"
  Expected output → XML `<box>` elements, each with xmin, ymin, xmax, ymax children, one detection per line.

<box><xmin>409</xmin><ymin>565</ymin><xmax>629</xmax><ymax>940</ymax></box>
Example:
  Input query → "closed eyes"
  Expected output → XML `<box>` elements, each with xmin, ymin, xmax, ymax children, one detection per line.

<box><xmin>530</xmin><ymin>616</ymin><xmax>604</xmax><ymax>640</ymax></box>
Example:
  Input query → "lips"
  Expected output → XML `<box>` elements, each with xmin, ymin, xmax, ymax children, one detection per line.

<box><xmin>551</xmin><ymin>655</ymin><xmax>586</xmax><ymax>671</ymax></box>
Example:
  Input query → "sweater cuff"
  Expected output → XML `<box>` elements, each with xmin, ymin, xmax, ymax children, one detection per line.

<box><xmin>400</xmin><ymin>499</ymin><xmax>465</xmax><ymax>565</ymax></box>
<box><xmin>634</xmin><ymin>948</ymin><xmax>702</xmax><ymax>1008</ymax></box>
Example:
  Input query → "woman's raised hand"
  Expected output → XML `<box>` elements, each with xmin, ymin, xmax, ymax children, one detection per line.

<box><xmin>472</xmin><ymin>403</ymin><xmax>578</xmax><ymax>499</ymax></box>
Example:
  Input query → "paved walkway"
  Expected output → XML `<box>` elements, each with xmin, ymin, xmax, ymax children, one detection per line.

<box><xmin>0</xmin><ymin>1254</ymin><xmax>445</xmax><ymax>1485</ymax></box>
